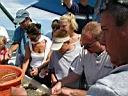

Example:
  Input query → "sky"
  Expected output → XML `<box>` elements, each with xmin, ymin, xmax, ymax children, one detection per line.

<box><xmin>0</xmin><ymin>0</ymin><xmax>60</xmax><ymax>35</ymax></box>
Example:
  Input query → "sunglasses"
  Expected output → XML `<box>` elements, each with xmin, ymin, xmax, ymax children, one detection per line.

<box><xmin>83</xmin><ymin>42</ymin><xmax>96</xmax><ymax>49</ymax></box>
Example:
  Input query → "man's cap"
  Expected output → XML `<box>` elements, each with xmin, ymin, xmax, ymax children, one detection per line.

<box><xmin>51</xmin><ymin>36</ymin><xmax>70</xmax><ymax>51</ymax></box>
<box><xmin>14</xmin><ymin>9</ymin><xmax>29</xmax><ymax>24</ymax></box>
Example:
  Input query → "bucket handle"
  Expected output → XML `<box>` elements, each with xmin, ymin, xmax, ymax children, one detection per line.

<box><xmin>0</xmin><ymin>73</ymin><xmax>17</xmax><ymax>83</ymax></box>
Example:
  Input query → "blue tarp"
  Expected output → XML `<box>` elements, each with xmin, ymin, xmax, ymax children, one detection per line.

<box><xmin>32</xmin><ymin>0</ymin><xmax>96</xmax><ymax>15</ymax></box>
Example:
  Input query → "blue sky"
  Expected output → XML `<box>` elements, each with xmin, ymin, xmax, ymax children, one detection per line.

<box><xmin>0</xmin><ymin>0</ymin><xmax>60</xmax><ymax>35</ymax></box>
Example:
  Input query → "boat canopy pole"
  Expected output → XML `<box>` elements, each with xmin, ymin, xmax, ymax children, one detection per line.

<box><xmin>0</xmin><ymin>2</ymin><xmax>15</xmax><ymax>25</ymax></box>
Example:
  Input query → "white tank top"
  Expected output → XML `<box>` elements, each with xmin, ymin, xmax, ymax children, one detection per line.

<box><xmin>29</xmin><ymin>35</ymin><xmax>51</xmax><ymax>68</ymax></box>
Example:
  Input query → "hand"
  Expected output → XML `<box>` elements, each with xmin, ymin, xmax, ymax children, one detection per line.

<box><xmin>40</xmin><ymin>67</ymin><xmax>48</xmax><ymax>76</ymax></box>
<box><xmin>51</xmin><ymin>79</ymin><xmax>58</xmax><ymax>87</ymax></box>
<box><xmin>6</xmin><ymin>50</ymin><xmax>12</xmax><ymax>59</ymax></box>
<box><xmin>11</xmin><ymin>86</ymin><xmax>27</xmax><ymax>96</ymax></box>
<box><xmin>51</xmin><ymin>81</ymin><xmax>62</xmax><ymax>95</ymax></box>
<box><xmin>61</xmin><ymin>87</ymin><xmax>74</xmax><ymax>96</ymax></box>
<box><xmin>4</xmin><ymin>49</ymin><xmax>10</xmax><ymax>60</ymax></box>
<box><xmin>30</xmin><ymin>67</ymin><xmax>38</xmax><ymax>76</ymax></box>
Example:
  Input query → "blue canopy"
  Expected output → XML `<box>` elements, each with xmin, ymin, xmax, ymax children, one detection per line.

<box><xmin>32</xmin><ymin>0</ymin><xmax>96</xmax><ymax>15</ymax></box>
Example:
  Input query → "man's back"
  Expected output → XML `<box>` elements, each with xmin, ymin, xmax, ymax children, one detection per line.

<box><xmin>87</xmin><ymin>64</ymin><xmax>128</xmax><ymax>96</ymax></box>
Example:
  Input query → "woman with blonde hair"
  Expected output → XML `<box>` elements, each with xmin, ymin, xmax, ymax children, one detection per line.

<box><xmin>60</xmin><ymin>12</ymin><xmax>81</xmax><ymax>45</ymax></box>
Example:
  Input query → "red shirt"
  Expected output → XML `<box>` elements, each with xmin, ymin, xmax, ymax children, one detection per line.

<box><xmin>0</xmin><ymin>47</ymin><xmax>8</xmax><ymax>64</ymax></box>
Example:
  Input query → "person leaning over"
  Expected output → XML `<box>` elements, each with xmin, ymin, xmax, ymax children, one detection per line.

<box><xmin>49</xmin><ymin>29</ymin><xmax>82</xmax><ymax>87</ymax></box>
<box><xmin>22</xmin><ymin>23</ymin><xmax>52</xmax><ymax>87</ymax></box>
<box><xmin>86</xmin><ymin>0</ymin><xmax>128</xmax><ymax>96</ymax></box>
<box><xmin>51</xmin><ymin>21</ymin><xmax>113</xmax><ymax>96</ymax></box>
<box><xmin>7</xmin><ymin>9</ymin><xmax>32</xmax><ymax>67</ymax></box>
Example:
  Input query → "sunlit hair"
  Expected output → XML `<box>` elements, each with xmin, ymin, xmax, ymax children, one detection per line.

<box><xmin>0</xmin><ymin>36</ymin><xmax>7</xmax><ymax>45</ymax></box>
<box><xmin>82</xmin><ymin>21</ymin><xmax>102</xmax><ymax>41</ymax></box>
<box><xmin>60</xmin><ymin>12</ymin><xmax>78</xmax><ymax>31</ymax></box>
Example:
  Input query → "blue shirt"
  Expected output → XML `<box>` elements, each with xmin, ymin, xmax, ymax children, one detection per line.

<box><xmin>87</xmin><ymin>64</ymin><xmax>128</xmax><ymax>96</ymax></box>
<box><xmin>66</xmin><ymin>2</ymin><xmax>94</xmax><ymax>18</ymax></box>
<box><xmin>12</xmin><ymin>26</ymin><xmax>28</xmax><ymax>56</ymax></box>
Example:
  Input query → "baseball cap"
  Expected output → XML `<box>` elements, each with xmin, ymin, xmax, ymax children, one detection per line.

<box><xmin>14</xmin><ymin>9</ymin><xmax>29</xmax><ymax>24</ymax></box>
<box><xmin>0</xmin><ymin>26</ymin><xmax>10</xmax><ymax>42</ymax></box>
<box><xmin>51</xmin><ymin>36</ymin><xmax>70</xmax><ymax>50</ymax></box>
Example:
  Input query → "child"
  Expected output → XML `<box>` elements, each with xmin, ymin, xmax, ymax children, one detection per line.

<box><xmin>0</xmin><ymin>36</ymin><xmax>8</xmax><ymax>64</ymax></box>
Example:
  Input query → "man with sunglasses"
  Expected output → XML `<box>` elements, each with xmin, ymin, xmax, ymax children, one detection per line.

<box><xmin>7</xmin><ymin>9</ymin><xmax>32</xmax><ymax>67</ymax></box>
<box><xmin>86</xmin><ymin>0</ymin><xmax>128</xmax><ymax>96</ymax></box>
<box><xmin>51</xmin><ymin>21</ymin><xmax>113</xmax><ymax>96</ymax></box>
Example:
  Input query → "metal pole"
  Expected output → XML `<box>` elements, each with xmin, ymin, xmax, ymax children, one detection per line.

<box><xmin>0</xmin><ymin>2</ymin><xmax>15</xmax><ymax>25</ymax></box>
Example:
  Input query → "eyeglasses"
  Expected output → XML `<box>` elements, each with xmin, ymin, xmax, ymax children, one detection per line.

<box><xmin>83</xmin><ymin>42</ymin><xmax>96</xmax><ymax>49</ymax></box>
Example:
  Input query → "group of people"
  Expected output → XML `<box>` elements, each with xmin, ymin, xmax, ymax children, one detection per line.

<box><xmin>1</xmin><ymin>0</ymin><xmax>128</xmax><ymax>96</ymax></box>
<box><xmin>51</xmin><ymin>0</ymin><xmax>128</xmax><ymax>96</ymax></box>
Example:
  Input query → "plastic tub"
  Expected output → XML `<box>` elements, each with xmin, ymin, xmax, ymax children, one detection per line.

<box><xmin>0</xmin><ymin>65</ymin><xmax>23</xmax><ymax>96</ymax></box>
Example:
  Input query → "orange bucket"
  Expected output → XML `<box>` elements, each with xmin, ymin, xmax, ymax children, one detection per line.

<box><xmin>0</xmin><ymin>65</ymin><xmax>23</xmax><ymax>96</ymax></box>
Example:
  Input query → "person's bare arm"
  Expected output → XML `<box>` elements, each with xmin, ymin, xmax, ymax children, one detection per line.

<box><xmin>51</xmin><ymin>73</ymin><xmax>58</xmax><ymax>86</ymax></box>
<box><xmin>61</xmin><ymin>87</ymin><xmax>87</xmax><ymax>96</ymax></box>
<box><xmin>22</xmin><ymin>43</ymin><xmax>31</xmax><ymax>74</ymax></box>
<box><xmin>9</xmin><ymin>42</ymin><xmax>19</xmax><ymax>52</ymax></box>
<box><xmin>64</xmin><ymin>0</ymin><xmax>73</xmax><ymax>8</ymax></box>
<box><xmin>61</xmin><ymin>71</ymin><xmax>80</xmax><ymax>85</ymax></box>
<box><xmin>7</xmin><ymin>42</ymin><xmax>19</xmax><ymax>58</ymax></box>
<box><xmin>51</xmin><ymin>71</ymin><xmax>80</xmax><ymax>95</ymax></box>
<box><xmin>11</xmin><ymin>86</ymin><xmax>27</xmax><ymax>96</ymax></box>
